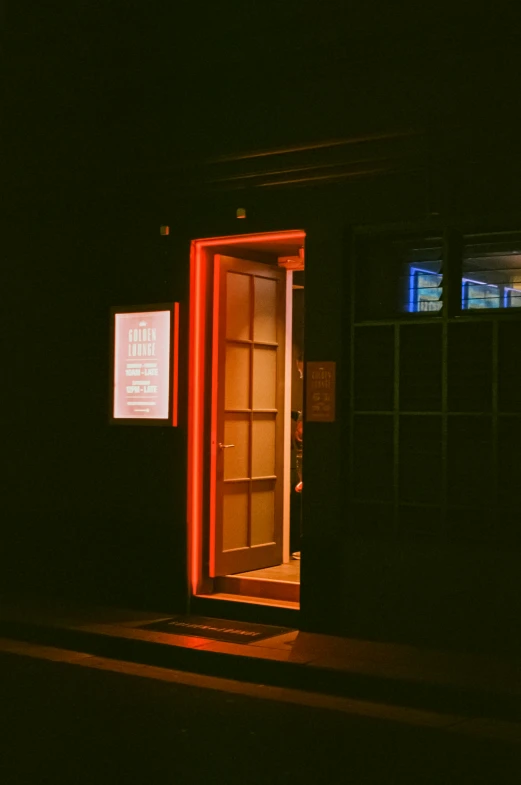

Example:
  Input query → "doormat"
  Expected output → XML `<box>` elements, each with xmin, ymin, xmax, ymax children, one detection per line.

<box><xmin>141</xmin><ymin>615</ymin><xmax>291</xmax><ymax>644</ymax></box>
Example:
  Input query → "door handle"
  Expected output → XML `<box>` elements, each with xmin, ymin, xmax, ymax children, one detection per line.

<box><xmin>218</xmin><ymin>443</ymin><xmax>235</xmax><ymax>449</ymax></box>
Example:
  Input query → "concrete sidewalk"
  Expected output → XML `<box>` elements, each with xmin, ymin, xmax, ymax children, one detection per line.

<box><xmin>0</xmin><ymin>595</ymin><xmax>520</xmax><ymax>723</ymax></box>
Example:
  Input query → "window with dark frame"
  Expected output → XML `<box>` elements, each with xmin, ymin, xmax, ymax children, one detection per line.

<box><xmin>354</xmin><ymin>233</ymin><xmax>443</xmax><ymax>321</ymax></box>
<box><xmin>350</xmin><ymin>223</ymin><xmax>521</xmax><ymax>547</ymax></box>
<box><xmin>463</xmin><ymin>234</ymin><xmax>521</xmax><ymax>311</ymax></box>
<box><xmin>355</xmin><ymin>228</ymin><xmax>521</xmax><ymax>319</ymax></box>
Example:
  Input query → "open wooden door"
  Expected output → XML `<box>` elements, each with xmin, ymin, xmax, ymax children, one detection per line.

<box><xmin>210</xmin><ymin>255</ymin><xmax>286</xmax><ymax>576</ymax></box>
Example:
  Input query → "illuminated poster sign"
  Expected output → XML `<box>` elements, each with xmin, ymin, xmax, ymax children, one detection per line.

<box><xmin>111</xmin><ymin>304</ymin><xmax>179</xmax><ymax>425</ymax></box>
<box><xmin>305</xmin><ymin>361</ymin><xmax>336</xmax><ymax>422</ymax></box>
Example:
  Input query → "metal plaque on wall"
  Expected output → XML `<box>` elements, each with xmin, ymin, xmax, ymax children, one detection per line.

<box><xmin>305</xmin><ymin>361</ymin><xmax>336</xmax><ymax>422</ymax></box>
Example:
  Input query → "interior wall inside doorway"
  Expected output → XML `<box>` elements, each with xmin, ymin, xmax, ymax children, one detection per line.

<box><xmin>291</xmin><ymin>286</ymin><xmax>304</xmax><ymax>411</ymax></box>
<box><xmin>290</xmin><ymin>279</ymin><xmax>304</xmax><ymax>558</ymax></box>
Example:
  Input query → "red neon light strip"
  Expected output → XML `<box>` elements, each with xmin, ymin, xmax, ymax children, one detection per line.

<box><xmin>188</xmin><ymin>243</ymin><xmax>201</xmax><ymax>594</ymax></box>
<box><xmin>209</xmin><ymin>256</ymin><xmax>220</xmax><ymax>576</ymax></box>
<box><xmin>188</xmin><ymin>230</ymin><xmax>306</xmax><ymax>597</ymax></box>
<box><xmin>193</xmin><ymin>246</ymin><xmax>204</xmax><ymax>595</ymax></box>
<box><xmin>187</xmin><ymin>251</ymin><xmax>194</xmax><ymax>588</ymax></box>
<box><xmin>172</xmin><ymin>302</ymin><xmax>179</xmax><ymax>427</ymax></box>
<box><xmin>199</xmin><ymin>230</ymin><xmax>305</xmax><ymax>247</ymax></box>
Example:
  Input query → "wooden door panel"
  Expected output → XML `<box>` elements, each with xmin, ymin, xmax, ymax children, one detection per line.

<box><xmin>250</xmin><ymin>481</ymin><xmax>276</xmax><ymax>545</ymax></box>
<box><xmin>222</xmin><ymin>485</ymin><xmax>249</xmax><ymax>550</ymax></box>
<box><xmin>226</xmin><ymin>272</ymin><xmax>251</xmax><ymax>340</ymax></box>
<box><xmin>252</xmin><ymin>347</ymin><xmax>278</xmax><ymax>409</ymax></box>
<box><xmin>223</xmin><ymin>415</ymin><xmax>250</xmax><ymax>480</ymax></box>
<box><xmin>254</xmin><ymin>277</ymin><xmax>278</xmax><ymax>342</ymax></box>
<box><xmin>252</xmin><ymin>415</ymin><xmax>276</xmax><ymax>477</ymax></box>
<box><xmin>224</xmin><ymin>344</ymin><xmax>250</xmax><ymax>409</ymax></box>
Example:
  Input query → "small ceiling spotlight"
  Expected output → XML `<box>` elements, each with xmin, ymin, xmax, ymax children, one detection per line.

<box><xmin>160</xmin><ymin>225</ymin><xmax>170</xmax><ymax>235</ymax></box>
<box><xmin>236</xmin><ymin>208</ymin><xmax>246</xmax><ymax>219</ymax></box>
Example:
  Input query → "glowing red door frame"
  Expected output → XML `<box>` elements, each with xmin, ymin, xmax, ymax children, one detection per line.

<box><xmin>172</xmin><ymin>301</ymin><xmax>180</xmax><ymax>427</ymax></box>
<box><xmin>187</xmin><ymin>230</ymin><xmax>306</xmax><ymax>596</ymax></box>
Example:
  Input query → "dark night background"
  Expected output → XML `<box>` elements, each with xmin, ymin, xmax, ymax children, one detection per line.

<box><xmin>6</xmin><ymin>4</ymin><xmax>518</xmax><ymax>185</ymax></box>
<box><xmin>4</xmin><ymin>3</ymin><xmax>521</xmax><ymax>649</ymax></box>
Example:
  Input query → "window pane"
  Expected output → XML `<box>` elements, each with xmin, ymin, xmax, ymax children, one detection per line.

<box><xmin>463</xmin><ymin>234</ymin><xmax>521</xmax><ymax>310</ymax></box>
<box><xmin>223</xmin><ymin>415</ymin><xmax>250</xmax><ymax>480</ymax></box>
<box><xmin>354</xmin><ymin>326</ymin><xmax>394</xmax><ymax>410</ymax></box>
<box><xmin>252</xmin><ymin>415</ymin><xmax>276</xmax><ymax>478</ymax></box>
<box><xmin>355</xmin><ymin>234</ymin><xmax>443</xmax><ymax>320</ymax></box>
<box><xmin>253</xmin><ymin>276</ymin><xmax>277</xmax><ymax>343</ymax></box>
<box><xmin>252</xmin><ymin>347</ymin><xmax>277</xmax><ymax>409</ymax></box>
<box><xmin>226</xmin><ymin>272</ymin><xmax>251</xmax><ymax>340</ymax></box>
<box><xmin>225</xmin><ymin>344</ymin><xmax>250</xmax><ymax>410</ymax></box>
<box><xmin>408</xmin><ymin>263</ymin><xmax>443</xmax><ymax>313</ymax></box>
<box><xmin>399</xmin><ymin>324</ymin><xmax>442</xmax><ymax>411</ymax></box>
<box><xmin>352</xmin><ymin>415</ymin><xmax>394</xmax><ymax>501</ymax></box>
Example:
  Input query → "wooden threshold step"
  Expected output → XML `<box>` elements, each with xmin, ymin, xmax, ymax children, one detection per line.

<box><xmin>215</xmin><ymin>575</ymin><xmax>300</xmax><ymax>603</ymax></box>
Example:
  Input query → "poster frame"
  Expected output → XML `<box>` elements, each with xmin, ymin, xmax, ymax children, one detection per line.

<box><xmin>109</xmin><ymin>302</ymin><xmax>179</xmax><ymax>427</ymax></box>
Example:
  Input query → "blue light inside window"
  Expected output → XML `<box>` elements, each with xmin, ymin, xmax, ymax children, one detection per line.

<box><xmin>408</xmin><ymin>266</ymin><xmax>443</xmax><ymax>313</ymax></box>
<box><xmin>408</xmin><ymin>265</ymin><xmax>521</xmax><ymax>311</ymax></box>
<box><xmin>462</xmin><ymin>278</ymin><xmax>500</xmax><ymax>309</ymax></box>
<box><xmin>505</xmin><ymin>287</ymin><xmax>521</xmax><ymax>307</ymax></box>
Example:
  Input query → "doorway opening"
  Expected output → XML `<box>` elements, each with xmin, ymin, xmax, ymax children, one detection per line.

<box><xmin>188</xmin><ymin>230</ymin><xmax>305</xmax><ymax>609</ymax></box>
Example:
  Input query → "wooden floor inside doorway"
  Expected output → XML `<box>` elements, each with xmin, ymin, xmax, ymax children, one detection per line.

<box><xmin>214</xmin><ymin>559</ymin><xmax>300</xmax><ymax>604</ymax></box>
<box><xmin>235</xmin><ymin>561</ymin><xmax>300</xmax><ymax>583</ymax></box>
